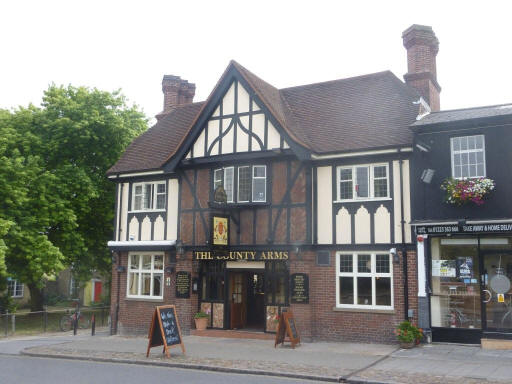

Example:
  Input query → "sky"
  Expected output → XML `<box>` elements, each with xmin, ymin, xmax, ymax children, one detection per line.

<box><xmin>1</xmin><ymin>0</ymin><xmax>512</xmax><ymax>122</ymax></box>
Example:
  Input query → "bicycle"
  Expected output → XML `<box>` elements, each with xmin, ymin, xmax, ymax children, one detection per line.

<box><xmin>59</xmin><ymin>300</ymin><xmax>90</xmax><ymax>331</ymax></box>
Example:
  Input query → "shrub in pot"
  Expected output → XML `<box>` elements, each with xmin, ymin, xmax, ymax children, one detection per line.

<box><xmin>194</xmin><ymin>311</ymin><xmax>209</xmax><ymax>330</ymax></box>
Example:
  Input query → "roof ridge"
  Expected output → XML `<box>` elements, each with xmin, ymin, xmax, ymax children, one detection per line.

<box><xmin>279</xmin><ymin>70</ymin><xmax>393</xmax><ymax>91</ymax></box>
<box><xmin>429</xmin><ymin>102</ymin><xmax>512</xmax><ymax>114</ymax></box>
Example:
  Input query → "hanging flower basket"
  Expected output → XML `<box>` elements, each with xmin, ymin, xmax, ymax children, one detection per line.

<box><xmin>441</xmin><ymin>177</ymin><xmax>495</xmax><ymax>206</ymax></box>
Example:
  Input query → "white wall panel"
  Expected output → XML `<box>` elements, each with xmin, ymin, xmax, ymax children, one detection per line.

<box><xmin>402</xmin><ymin>159</ymin><xmax>412</xmax><ymax>243</ymax></box>
<box><xmin>237</xmin><ymin>83</ymin><xmax>250</xmax><ymax>113</ymax></box>
<box><xmin>354</xmin><ymin>206</ymin><xmax>371</xmax><ymax>244</ymax></box>
<box><xmin>167</xmin><ymin>179</ymin><xmax>179</xmax><ymax>241</ymax></box>
<box><xmin>141</xmin><ymin>216</ymin><xmax>151</xmax><ymax>241</ymax></box>
<box><xmin>128</xmin><ymin>217</ymin><xmax>139</xmax><ymax>241</ymax></box>
<box><xmin>120</xmin><ymin>183</ymin><xmax>129</xmax><ymax>241</ymax></box>
<box><xmin>153</xmin><ymin>215</ymin><xmax>165</xmax><ymax>241</ymax></box>
<box><xmin>374</xmin><ymin>205</ymin><xmax>391</xmax><ymax>243</ymax></box>
<box><xmin>222</xmin><ymin>83</ymin><xmax>235</xmax><ymax>115</ymax></box>
<box><xmin>393</xmin><ymin>160</ymin><xmax>402</xmax><ymax>243</ymax></box>
<box><xmin>317</xmin><ymin>166</ymin><xmax>333</xmax><ymax>244</ymax></box>
<box><xmin>267</xmin><ymin>121</ymin><xmax>281</xmax><ymax>150</ymax></box>
<box><xmin>336</xmin><ymin>207</ymin><xmax>351</xmax><ymax>244</ymax></box>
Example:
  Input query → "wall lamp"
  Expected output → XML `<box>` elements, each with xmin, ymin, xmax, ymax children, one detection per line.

<box><xmin>176</xmin><ymin>240</ymin><xmax>185</xmax><ymax>258</ymax></box>
<box><xmin>390</xmin><ymin>248</ymin><xmax>400</xmax><ymax>264</ymax></box>
<box><xmin>415</xmin><ymin>141</ymin><xmax>431</xmax><ymax>153</ymax></box>
<box><xmin>292</xmin><ymin>243</ymin><xmax>303</xmax><ymax>261</ymax></box>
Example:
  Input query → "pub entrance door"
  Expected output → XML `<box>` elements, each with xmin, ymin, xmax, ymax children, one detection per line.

<box><xmin>482</xmin><ymin>251</ymin><xmax>512</xmax><ymax>336</ymax></box>
<box><xmin>228</xmin><ymin>271</ymin><xmax>265</xmax><ymax>330</ymax></box>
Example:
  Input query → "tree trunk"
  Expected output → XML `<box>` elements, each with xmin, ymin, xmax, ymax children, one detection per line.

<box><xmin>28</xmin><ymin>283</ymin><xmax>44</xmax><ymax>312</ymax></box>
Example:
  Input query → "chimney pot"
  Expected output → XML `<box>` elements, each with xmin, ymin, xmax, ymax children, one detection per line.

<box><xmin>160</xmin><ymin>75</ymin><xmax>196</xmax><ymax>117</ymax></box>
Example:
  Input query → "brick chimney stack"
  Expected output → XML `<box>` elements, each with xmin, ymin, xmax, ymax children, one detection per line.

<box><xmin>161</xmin><ymin>75</ymin><xmax>196</xmax><ymax>112</ymax></box>
<box><xmin>402</xmin><ymin>25</ymin><xmax>441</xmax><ymax>111</ymax></box>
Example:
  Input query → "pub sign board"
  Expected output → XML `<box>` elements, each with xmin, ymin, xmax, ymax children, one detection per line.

<box><xmin>146</xmin><ymin>305</ymin><xmax>185</xmax><ymax>358</ymax></box>
<box><xmin>415</xmin><ymin>223</ymin><xmax>512</xmax><ymax>235</ymax></box>
<box><xmin>175</xmin><ymin>271</ymin><xmax>191</xmax><ymax>299</ymax></box>
<box><xmin>194</xmin><ymin>250</ymin><xmax>289</xmax><ymax>261</ymax></box>
<box><xmin>211</xmin><ymin>214</ymin><xmax>229</xmax><ymax>247</ymax></box>
<box><xmin>290</xmin><ymin>273</ymin><xmax>309</xmax><ymax>304</ymax></box>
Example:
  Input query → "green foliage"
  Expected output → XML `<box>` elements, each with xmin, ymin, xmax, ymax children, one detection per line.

<box><xmin>0</xmin><ymin>85</ymin><xmax>147</xmax><ymax>310</ymax></box>
<box><xmin>394</xmin><ymin>321</ymin><xmax>423</xmax><ymax>343</ymax></box>
<box><xmin>194</xmin><ymin>311</ymin><xmax>210</xmax><ymax>319</ymax></box>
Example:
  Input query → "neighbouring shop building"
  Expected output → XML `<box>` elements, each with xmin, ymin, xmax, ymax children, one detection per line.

<box><xmin>107</xmin><ymin>25</ymin><xmax>441</xmax><ymax>342</ymax></box>
<box><xmin>411</xmin><ymin>105</ymin><xmax>512</xmax><ymax>344</ymax></box>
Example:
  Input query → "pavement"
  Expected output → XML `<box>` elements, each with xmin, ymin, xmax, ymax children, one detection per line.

<box><xmin>5</xmin><ymin>332</ymin><xmax>511</xmax><ymax>383</ymax></box>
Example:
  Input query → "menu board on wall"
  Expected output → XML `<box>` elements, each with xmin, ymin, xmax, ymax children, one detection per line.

<box><xmin>175</xmin><ymin>271</ymin><xmax>191</xmax><ymax>299</ymax></box>
<box><xmin>290</xmin><ymin>273</ymin><xmax>309</xmax><ymax>304</ymax></box>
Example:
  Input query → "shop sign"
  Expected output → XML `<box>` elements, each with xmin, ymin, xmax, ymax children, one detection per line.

<box><xmin>194</xmin><ymin>250</ymin><xmax>289</xmax><ymax>261</ymax></box>
<box><xmin>290</xmin><ymin>273</ymin><xmax>309</xmax><ymax>304</ymax></box>
<box><xmin>416</xmin><ymin>223</ymin><xmax>512</xmax><ymax>235</ymax></box>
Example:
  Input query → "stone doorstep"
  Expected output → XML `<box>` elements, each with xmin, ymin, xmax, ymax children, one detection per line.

<box><xmin>481</xmin><ymin>338</ymin><xmax>512</xmax><ymax>350</ymax></box>
<box><xmin>190</xmin><ymin>329</ymin><xmax>275</xmax><ymax>340</ymax></box>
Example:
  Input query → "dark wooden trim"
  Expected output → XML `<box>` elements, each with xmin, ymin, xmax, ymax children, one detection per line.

<box><xmin>114</xmin><ymin>183</ymin><xmax>120</xmax><ymax>241</ymax></box>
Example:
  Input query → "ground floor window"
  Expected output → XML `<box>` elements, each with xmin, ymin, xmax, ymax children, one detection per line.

<box><xmin>265</xmin><ymin>261</ymin><xmax>288</xmax><ymax>306</ymax></box>
<box><xmin>336</xmin><ymin>252</ymin><xmax>393</xmax><ymax>309</ymax></box>
<box><xmin>127</xmin><ymin>253</ymin><xmax>164</xmax><ymax>299</ymax></box>
<box><xmin>201</xmin><ymin>262</ymin><xmax>225</xmax><ymax>301</ymax></box>
<box><xmin>7</xmin><ymin>279</ymin><xmax>24</xmax><ymax>298</ymax></box>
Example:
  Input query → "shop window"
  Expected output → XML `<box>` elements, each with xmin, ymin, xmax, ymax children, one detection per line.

<box><xmin>127</xmin><ymin>253</ymin><xmax>164</xmax><ymax>299</ymax></box>
<box><xmin>265</xmin><ymin>261</ymin><xmax>288</xmax><ymax>306</ymax></box>
<box><xmin>7</xmin><ymin>279</ymin><xmax>24</xmax><ymax>298</ymax></box>
<box><xmin>213</xmin><ymin>165</ymin><xmax>266</xmax><ymax>204</ymax></box>
<box><xmin>430</xmin><ymin>238</ymin><xmax>481</xmax><ymax>329</ymax></box>
<box><xmin>336</xmin><ymin>252</ymin><xmax>393</xmax><ymax>309</ymax></box>
<box><xmin>201</xmin><ymin>262</ymin><xmax>225</xmax><ymax>301</ymax></box>
<box><xmin>450</xmin><ymin>135</ymin><xmax>486</xmax><ymax>179</ymax></box>
<box><xmin>132</xmin><ymin>182</ymin><xmax>166</xmax><ymax>211</ymax></box>
<box><xmin>337</xmin><ymin>164</ymin><xmax>389</xmax><ymax>201</ymax></box>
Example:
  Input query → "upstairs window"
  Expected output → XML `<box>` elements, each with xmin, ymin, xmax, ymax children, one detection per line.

<box><xmin>451</xmin><ymin>135</ymin><xmax>486</xmax><ymax>179</ymax></box>
<box><xmin>7</xmin><ymin>279</ymin><xmax>24</xmax><ymax>298</ymax></box>
<box><xmin>214</xmin><ymin>165</ymin><xmax>266</xmax><ymax>203</ymax></box>
<box><xmin>337</xmin><ymin>164</ymin><xmax>389</xmax><ymax>201</ymax></box>
<box><xmin>132</xmin><ymin>182</ymin><xmax>166</xmax><ymax>211</ymax></box>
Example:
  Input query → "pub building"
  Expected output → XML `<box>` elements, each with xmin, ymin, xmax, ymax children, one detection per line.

<box><xmin>106</xmin><ymin>25</ymin><xmax>440</xmax><ymax>343</ymax></box>
<box><xmin>410</xmin><ymin>104</ymin><xmax>512</xmax><ymax>344</ymax></box>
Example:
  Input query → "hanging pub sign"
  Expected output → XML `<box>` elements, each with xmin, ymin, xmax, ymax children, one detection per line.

<box><xmin>274</xmin><ymin>311</ymin><xmax>300</xmax><ymax>349</ymax></box>
<box><xmin>416</xmin><ymin>223</ymin><xmax>512</xmax><ymax>235</ymax></box>
<box><xmin>146</xmin><ymin>305</ymin><xmax>185</xmax><ymax>358</ymax></box>
<box><xmin>290</xmin><ymin>273</ymin><xmax>309</xmax><ymax>304</ymax></box>
<box><xmin>194</xmin><ymin>250</ymin><xmax>289</xmax><ymax>261</ymax></box>
<box><xmin>211</xmin><ymin>215</ymin><xmax>229</xmax><ymax>247</ymax></box>
<box><xmin>175</xmin><ymin>271</ymin><xmax>191</xmax><ymax>299</ymax></box>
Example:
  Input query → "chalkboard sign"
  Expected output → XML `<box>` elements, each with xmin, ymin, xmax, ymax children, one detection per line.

<box><xmin>175</xmin><ymin>271</ymin><xmax>191</xmax><ymax>299</ymax></box>
<box><xmin>274</xmin><ymin>310</ymin><xmax>300</xmax><ymax>348</ymax></box>
<box><xmin>146</xmin><ymin>305</ymin><xmax>185</xmax><ymax>358</ymax></box>
<box><xmin>290</xmin><ymin>273</ymin><xmax>309</xmax><ymax>304</ymax></box>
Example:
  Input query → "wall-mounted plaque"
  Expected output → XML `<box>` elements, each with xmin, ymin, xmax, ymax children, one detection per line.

<box><xmin>175</xmin><ymin>271</ymin><xmax>191</xmax><ymax>299</ymax></box>
<box><xmin>290</xmin><ymin>273</ymin><xmax>309</xmax><ymax>304</ymax></box>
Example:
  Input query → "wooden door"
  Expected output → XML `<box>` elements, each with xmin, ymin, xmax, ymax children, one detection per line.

<box><xmin>230</xmin><ymin>273</ymin><xmax>245</xmax><ymax>329</ymax></box>
<box><xmin>94</xmin><ymin>281</ymin><xmax>102</xmax><ymax>302</ymax></box>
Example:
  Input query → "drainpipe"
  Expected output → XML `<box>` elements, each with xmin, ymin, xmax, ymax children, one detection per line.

<box><xmin>399</xmin><ymin>157</ymin><xmax>409</xmax><ymax>321</ymax></box>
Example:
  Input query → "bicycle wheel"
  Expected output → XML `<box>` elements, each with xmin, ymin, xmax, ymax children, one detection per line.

<box><xmin>77</xmin><ymin>314</ymin><xmax>90</xmax><ymax>329</ymax></box>
<box><xmin>59</xmin><ymin>315</ymin><xmax>72</xmax><ymax>332</ymax></box>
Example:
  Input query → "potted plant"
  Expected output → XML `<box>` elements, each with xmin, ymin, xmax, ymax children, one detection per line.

<box><xmin>395</xmin><ymin>321</ymin><xmax>423</xmax><ymax>349</ymax></box>
<box><xmin>194</xmin><ymin>310</ymin><xmax>210</xmax><ymax>330</ymax></box>
<box><xmin>441</xmin><ymin>177</ymin><xmax>495</xmax><ymax>206</ymax></box>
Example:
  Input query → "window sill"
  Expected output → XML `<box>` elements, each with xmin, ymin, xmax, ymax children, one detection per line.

<box><xmin>332</xmin><ymin>306</ymin><xmax>395</xmax><ymax>314</ymax></box>
<box><xmin>125</xmin><ymin>297</ymin><xmax>164</xmax><ymax>302</ymax></box>
<box><xmin>333</xmin><ymin>197</ymin><xmax>392</xmax><ymax>204</ymax></box>
<box><xmin>208</xmin><ymin>201</ymin><xmax>270</xmax><ymax>209</ymax></box>
<box><xmin>128</xmin><ymin>209</ymin><xmax>166</xmax><ymax>214</ymax></box>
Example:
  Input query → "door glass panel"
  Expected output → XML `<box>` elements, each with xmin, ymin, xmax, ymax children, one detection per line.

<box><xmin>483</xmin><ymin>253</ymin><xmax>512</xmax><ymax>331</ymax></box>
<box><xmin>430</xmin><ymin>238</ymin><xmax>481</xmax><ymax>329</ymax></box>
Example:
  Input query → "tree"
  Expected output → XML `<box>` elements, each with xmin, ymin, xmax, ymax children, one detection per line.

<box><xmin>0</xmin><ymin>87</ymin><xmax>146</xmax><ymax>310</ymax></box>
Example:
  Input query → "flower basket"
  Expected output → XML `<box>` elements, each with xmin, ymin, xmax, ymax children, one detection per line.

<box><xmin>400</xmin><ymin>341</ymin><xmax>415</xmax><ymax>349</ymax></box>
<box><xmin>441</xmin><ymin>177</ymin><xmax>495</xmax><ymax>206</ymax></box>
<box><xmin>394</xmin><ymin>321</ymin><xmax>423</xmax><ymax>348</ymax></box>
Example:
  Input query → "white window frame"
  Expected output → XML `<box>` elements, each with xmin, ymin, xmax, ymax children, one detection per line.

<box><xmin>335</xmin><ymin>252</ymin><xmax>394</xmax><ymax>310</ymax></box>
<box><xmin>131</xmin><ymin>182</ymin><xmax>166</xmax><ymax>212</ymax></box>
<box><xmin>450</xmin><ymin>135</ymin><xmax>486</xmax><ymax>179</ymax></box>
<box><xmin>7</xmin><ymin>279</ymin><xmax>24</xmax><ymax>298</ymax></box>
<box><xmin>126</xmin><ymin>252</ymin><xmax>164</xmax><ymax>299</ymax></box>
<box><xmin>336</xmin><ymin>163</ymin><xmax>390</xmax><ymax>202</ymax></box>
<box><xmin>252</xmin><ymin>165</ymin><xmax>267</xmax><ymax>203</ymax></box>
<box><xmin>214</xmin><ymin>167</ymin><xmax>234</xmax><ymax>203</ymax></box>
<box><xmin>237</xmin><ymin>166</ymin><xmax>251</xmax><ymax>203</ymax></box>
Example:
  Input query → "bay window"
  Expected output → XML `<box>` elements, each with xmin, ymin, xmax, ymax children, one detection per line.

<box><xmin>336</xmin><ymin>252</ymin><xmax>393</xmax><ymax>309</ymax></box>
<box><xmin>132</xmin><ymin>182</ymin><xmax>166</xmax><ymax>211</ymax></box>
<box><xmin>337</xmin><ymin>164</ymin><xmax>389</xmax><ymax>201</ymax></box>
<box><xmin>213</xmin><ymin>165</ymin><xmax>266</xmax><ymax>203</ymax></box>
<box><xmin>127</xmin><ymin>253</ymin><xmax>164</xmax><ymax>299</ymax></box>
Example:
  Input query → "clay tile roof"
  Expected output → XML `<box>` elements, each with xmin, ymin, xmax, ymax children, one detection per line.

<box><xmin>108</xmin><ymin>63</ymin><xmax>422</xmax><ymax>174</ymax></box>
<box><xmin>107</xmin><ymin>102</ymin><xmax>204</xmax><ymax>175</ymax></box>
